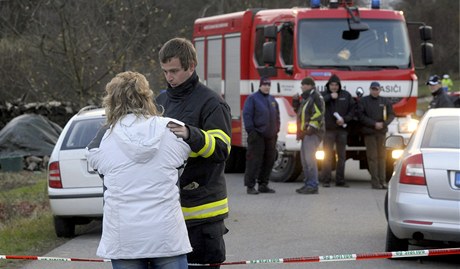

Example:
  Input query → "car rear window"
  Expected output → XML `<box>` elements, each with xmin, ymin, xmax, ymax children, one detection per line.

<box><xmin>421</xmin><ymin>116</ymin><xmax>460</xmax><ymax>149</ymax></box>
<box><xmin>61</xmin><ymin>117</ymin><xmax>106</xmax><ymax>150</ymax></box>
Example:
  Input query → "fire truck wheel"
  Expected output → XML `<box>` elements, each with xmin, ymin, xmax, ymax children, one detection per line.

<box><xmin>270</xmin><ymin>152</ymin><xmax>301</xmax><ymax>182</ymax></box>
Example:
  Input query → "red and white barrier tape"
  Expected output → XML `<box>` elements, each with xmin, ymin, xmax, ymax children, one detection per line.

<box><xmin>0</xmin><ymin>255</ymin><xmax>110</xmax><ymax>263</ymax></box>
<box><xmin>2</xmin><ymin>248</ymin><xmax>460</xmax><ymax>265</ymax></box>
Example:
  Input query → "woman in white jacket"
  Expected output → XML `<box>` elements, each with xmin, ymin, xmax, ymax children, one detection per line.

<box><xmin>86</xmin><ymin>71</ymin><xmax>192</xmax><ymax>269</ymax></box>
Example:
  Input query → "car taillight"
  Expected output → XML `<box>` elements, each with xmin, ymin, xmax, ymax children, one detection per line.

<box><xmin>48</xmin><ymin>161</ymin><xmax>63</xmax><ymax>188</ymax></box>
<box><xmin>399</xmin><ymin>153</ymin><xmax>426</xmax><ymax>185</ymax></box>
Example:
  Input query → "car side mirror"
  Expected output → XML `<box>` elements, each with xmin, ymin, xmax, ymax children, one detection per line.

<box><xmin>385</xmin><ymin>135</ymin><xmax>405</xmax><ymax>149</ymax></box>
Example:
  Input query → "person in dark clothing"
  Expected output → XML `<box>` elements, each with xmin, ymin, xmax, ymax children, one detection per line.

<box><xmin>156</xmin><ymin>37</ymin><xmax>232</xmax><ymax>269</ymax></box>
<box><xmin>293</xmin><ymin>77</ymin><xmax>325</xmax><ymax>195</ymax></box>
<box><xmin>357</xmin><ymin>81</ymin><xmax>395</xmax><ymax>189</ymax></box>
<box><xmin>243</xmin><ymin>77</ymin><xmax>280</xmax><ymax>194</ymax></box>
<box><xmin>320</xmin><ymin>74</ymin><xmax>355</xmax><ymax>188</ymax></box>
<box><xmin>426</xmin><ymin>75</ymin><xmax>455</xmax><ymax>109</ymax></box>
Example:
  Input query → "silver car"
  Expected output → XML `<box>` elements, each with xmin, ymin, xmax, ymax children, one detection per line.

<box><xmin>385</xmin><ymin>108</ymin><xmax>460</xmax><ymax>251</ymax></box>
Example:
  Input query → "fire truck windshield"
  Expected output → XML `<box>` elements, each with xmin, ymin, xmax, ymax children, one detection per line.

<box><xmin>298</xmin><ymin>19</ymin><xmax>411</xmax><ymax>69</ymax></box>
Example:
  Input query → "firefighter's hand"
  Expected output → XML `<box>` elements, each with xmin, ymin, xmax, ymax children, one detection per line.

<box><xmin>167</xmin><ymin>122</ymin><xmax>189</xmax><ymax>140</ymax></box>
<box><xmin>336</xmin><ymin>118</ymin><xmax>345</xmax><ymax>126</ymax></box>
<box><xmin>375</xmin><ymin>122</ymin><xmax>384</xmax><ymax>130</ymax></box>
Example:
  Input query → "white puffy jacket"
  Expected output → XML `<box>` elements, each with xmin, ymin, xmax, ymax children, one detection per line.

<box><xmin>86</xmin><ymin>114</ymin><xmax>192</xmax><ymax>259</ymax></box>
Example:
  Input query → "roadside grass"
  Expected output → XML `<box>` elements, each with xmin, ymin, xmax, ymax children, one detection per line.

<box><xmin>0</xmin><ymin>171</ymin><xmax>68</xmax><ymax>269</ymax></box>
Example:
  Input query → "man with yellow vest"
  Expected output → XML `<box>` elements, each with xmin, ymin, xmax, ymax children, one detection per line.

<box><xmin>292</xmin><ymin>77</ymin><xmax>325</xmax><ymax>194</ymax></box>
<box><xmin>157</xmin><ymin>38</ymin><xmax>232</xmax><ymax>269</ymax></box>
<box><xmin>442</xmin><ymin>74</ymin><xmax>453</xmax><ymax>92</ymax></box>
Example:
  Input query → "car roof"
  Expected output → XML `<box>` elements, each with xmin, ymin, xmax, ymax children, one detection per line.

<box><xmin>423</xmin><ymin>108</ymin><xmax>460</xmax><ymax>117</ymax></box>
<box><xmin>74</xmin><ymin>106</ymin><xmax>105</xmax><ymax>119</ymax></box>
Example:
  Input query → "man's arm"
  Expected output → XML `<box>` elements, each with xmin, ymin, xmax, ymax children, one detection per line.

<box><xmin>185</xmin><ymin>101</ymin><xmax>232</xmax><ymax>162</ymax></box>
<box><xmin>384</xmin><ymin>99</ymin><xmax>396</xmax><ymax>126</ymax></box>
<box><xmin>343</xmin><ymin>94</ymin><xmax>356</xmax><ymax>123</ymax></box>
<box><xmin>242</xmin><ymin>95</ymin><xmax>254</xmax><ymax>134</ymax></box>
<box><xmin>87</xmin><ymin>125</ymin><xmax>109</xmax><ymax>149</ymax></box>
<box><xmin>357</xmin><ymin>99</ymin><xmax>376</xmax><ymax>128</ymax></box>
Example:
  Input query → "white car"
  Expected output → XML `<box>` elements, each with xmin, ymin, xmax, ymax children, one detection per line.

<box><xmin>385</xmin><ymin>108</ymin><xmax>460</xmax><ymax>251</ymax></box>
<box><xmin>48</xmin><ymin>106</ymin><xmax>105</xmax><ymax>237</ymax></box>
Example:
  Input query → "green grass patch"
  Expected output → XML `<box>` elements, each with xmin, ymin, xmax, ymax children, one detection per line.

<box><xmin>0</xmin><ymin>172</ymin><xmax>68</xmax><ymax>269</ymax></box>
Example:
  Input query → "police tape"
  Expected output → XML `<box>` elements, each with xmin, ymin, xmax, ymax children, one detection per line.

<box><xmin>193</xmin><ymin>248</ymin><xmax>460</xmax><ymax>266</ymax></box>
<box><xmin>0</xmin><ymin>255</ymin><xmax>110</xmax><ymax>263</ymax></box>
<box><xmin>1</xmin><ymin>248</ymin><xmax>460</xmax><ymax>265</ymax></box>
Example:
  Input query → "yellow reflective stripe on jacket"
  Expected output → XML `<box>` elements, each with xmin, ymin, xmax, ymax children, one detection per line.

<box><xmin>188</xmin><ymin>130</ymin><xmax>214</xmax><ymax>158</ymax></box>
<box><xmin>182</xmin><ymin>198</ymin><xmax>229</xmax><ymax>221</ymax></box>
<box><xmin>207</xmin><ymin>129</ymin><xmax>231</xmax><ymax>154</ymax></box>
<box><xmin>310</xmin><ymin>104</ymin><xmax>322</xmax><ymax>128</ymax></box>
<box><xmin>189</xmin><ymin>129</ymin><xmax>230</xmax><ymax>158</ymax></box>
<box><xmin>300</xmin><ymin>99</ymin><xmax>310</xmax><ymax>131</ymax></box>
<box><xmin>301</xmin><ymin>100</ymin><xmax>321</xmax><ymax>130</ymax></box>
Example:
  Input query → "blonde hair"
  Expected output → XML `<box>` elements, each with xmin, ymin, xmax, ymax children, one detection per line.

<box><xmin>103</xmin><ymin>71</ymin><xmax>161</xmax><ymax>126</ymax></box>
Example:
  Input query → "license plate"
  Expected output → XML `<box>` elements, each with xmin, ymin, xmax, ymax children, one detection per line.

<box><xmin>455</xmin><ymin>172</ymin><xmax>460</xmax><ymax>188</ymax></box>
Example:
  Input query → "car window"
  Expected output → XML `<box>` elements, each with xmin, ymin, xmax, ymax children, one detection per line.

<box><xmin>61</xmin><ymin>117</ymin><xmax>106</xmax><ymax>150</ymax></box>
<box><xmin>421</xmin><ymin>116</ymin><xmax>460</xmax><ymax>149</ymax></box>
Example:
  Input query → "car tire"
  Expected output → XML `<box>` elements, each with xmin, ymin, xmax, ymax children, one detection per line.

<box><xmin>54</xmin><ymin>216</ymin><xmax>76</xmax><ymax>238</ymax></box>
<box><xmin>384</xmin><ymin>192</ymin><xmax>389</xmax><ymax>220</ymax></box>
<box><xmin>385</xmin><ymin>224</ymin><xmax>408</xmax><ymax>252</ymax></box>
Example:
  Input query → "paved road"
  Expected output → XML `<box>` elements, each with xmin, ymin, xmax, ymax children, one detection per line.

<box><xmin>21</xmin><ymin>162</ymin><xmax>459</xmax><ymax>269</ymax></box>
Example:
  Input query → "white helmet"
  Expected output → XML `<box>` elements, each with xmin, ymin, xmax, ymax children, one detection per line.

<box><xmin>443</xmin><ymin>74</ymin><xmax>449</xmax><ymax>79</ymax></box>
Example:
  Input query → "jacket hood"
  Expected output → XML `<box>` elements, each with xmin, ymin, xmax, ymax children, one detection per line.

<box><xmin>325</xmin><ymin>74</ymin><xmax>342</xmax><ymax>92</ymax></box>
<box><xmin>110</xmin><ymin>114</ymin><xmax>169</xmax><ymax>163</ymax></box>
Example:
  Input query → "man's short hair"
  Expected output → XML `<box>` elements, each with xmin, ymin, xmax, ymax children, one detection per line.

<box><xmin>159</xmin><ymin>38</ymin><xmax>198</xmax><ymax>71</ymax></box>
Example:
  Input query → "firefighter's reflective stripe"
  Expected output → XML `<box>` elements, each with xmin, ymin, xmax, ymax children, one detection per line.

<box><xmin>189</xmin><ymin>129</ymin><xmax>230</xmax><ymax>158</ymax></box>
<box><xmin>182</xmin><ymin>198</ymin><xmax>229</xmax><ymax>221</ymax></box>
<box><xmin>207</xmin><ymin>129</ymin><xmax>231</xmax><ymax>154</ymax></box>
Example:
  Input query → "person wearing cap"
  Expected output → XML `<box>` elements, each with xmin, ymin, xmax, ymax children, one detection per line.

<box><xmin>427</xmin><ymin>75</ymin><xmax>454</xmax><ymax>109</ymax></box>
<box><xmin>357</xmin><ymin>81</ymin><xmax>395</xmax><ymax>189</ymax></box>
<box><xmin>320</xmin><ymin>74</ymin><xmax>355</xmax><ymax>188</ymax></box>
<box><xmin>292</xmin><ymin>76</ymin><xmax>325</xmax><ymax>195</ymax></box>
<box><xmin>441</xmin><ymin>74</ymin><xmax>453</xmax><ymax>92</ymax></box>
<box><xmin>242</xmin><ymin>76</ymin><xmax>280</xmax><ymax>194</ymax></box>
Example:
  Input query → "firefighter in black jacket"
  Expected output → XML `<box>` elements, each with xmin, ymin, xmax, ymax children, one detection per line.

<box><xmin>321</xmin><ymin>74</ymin><xmax>355</xmax><ymax>188</ymax></box>
<box><xmin>156</xmin><ymin>38</ymin><xmax>232</xmax><ymax>268</ymax></box>
<box><xmin>357</xmin><ymin>81</ymin><xmax>395</xmax><ymax>189</ymax></box>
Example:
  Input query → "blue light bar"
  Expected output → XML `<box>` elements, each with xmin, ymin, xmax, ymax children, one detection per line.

<box><xmin>311</xmin><ymin>0</ymin><xmax>321</xmax><ymax>8</ymax></box>
<box><xmin>371</xmin><ymin>0</ymin><xmax>380</xmax><ymax>9</ymax></box>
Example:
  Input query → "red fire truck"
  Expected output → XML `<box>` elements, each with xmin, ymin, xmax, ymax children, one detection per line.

<box><xmin>192</xmin><ymin>0</ymin><xmax>433</xmax><ymax>182</ymax></box>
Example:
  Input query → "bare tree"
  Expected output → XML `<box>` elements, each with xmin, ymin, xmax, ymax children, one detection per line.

<box><xmin>0</xmin><ymin>0</ymin><xmax>458</xmax><ymax>109</ymax></box>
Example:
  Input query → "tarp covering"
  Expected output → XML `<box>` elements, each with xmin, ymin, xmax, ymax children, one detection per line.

<box><xmin>0</xmin><ymin>114</ymin><xmax>62</xmax><ymax>158</ymax></box>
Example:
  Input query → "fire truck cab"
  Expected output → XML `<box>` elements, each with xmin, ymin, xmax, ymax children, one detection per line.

<box><xmin>192</xmin><ymin>0</ymin><xmax>433</xmax><ymax>182</ymax></box>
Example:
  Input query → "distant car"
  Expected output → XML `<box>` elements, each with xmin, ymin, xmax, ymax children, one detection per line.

<box><xmin>384</xmin><ymin>108</ymin><xmax>460</xmax><ymax>251</ymax></box>
<box><xmin>48</xmin><ymin>106</ymin><xmax>105</xmax><ymax>237</ymax></box>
